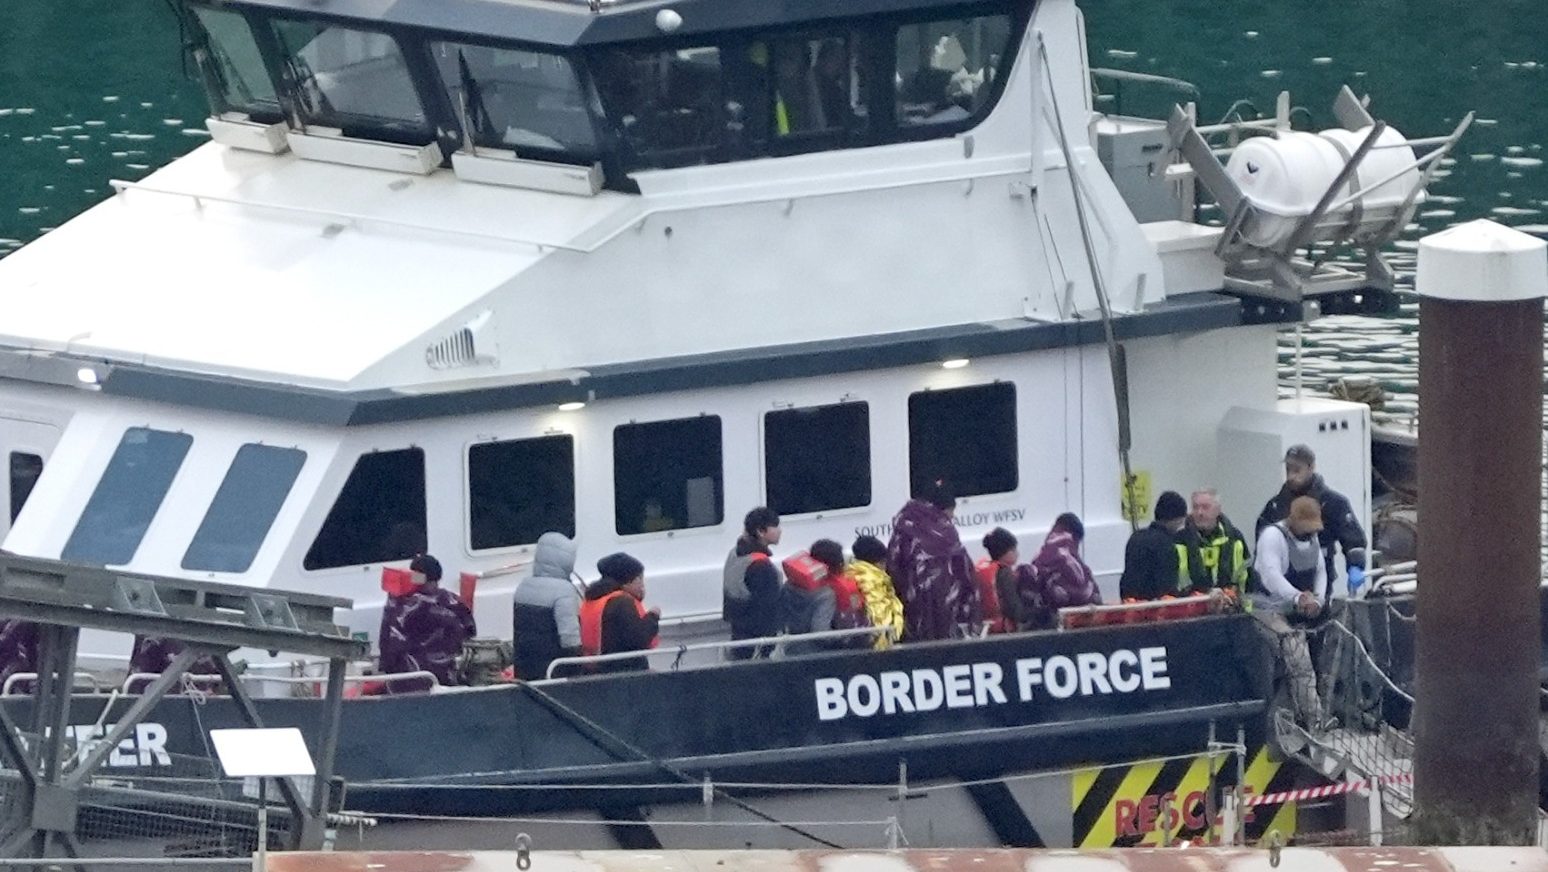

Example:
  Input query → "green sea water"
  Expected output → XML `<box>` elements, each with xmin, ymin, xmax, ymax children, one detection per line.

<box><xmin>0</xmin><ymin>0</ymin><xmax>1544</xmax><ymax>252</ymax></box>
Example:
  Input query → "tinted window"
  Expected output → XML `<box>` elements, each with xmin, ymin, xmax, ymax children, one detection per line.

<box><xmin>8</xmin><ymin>452</ymin><xmax>42</xmax><ymax>524</ymax></box>
<box><xmin>593</xmin><ymin>46</ymin><xmax>724</xmax><ymax>170</ymax></box>
<box><xmin>765</xmin><ymin>403</ymin><xmax>871</xmax><ymax>515</ymax></box>
<box><xmin>469</xmin><ymin>436</ymin><xmax>576</xmax><ymax>550</ymax></box>
<box><xmin>908</xmin><ymin>383</ymin><xmax>1017</xmax><ymax>498</ymax></box>
<box><xmin>614</xmin><ymin>416</ymin><xmax>722</xmax><ymax>535</ymax></box>
<box><xmin>432</xmin><ymin>42</ymin><xmax>597</xmax><ymax>158</ymax></box>
<box><xmin>271</xmin><ymin>19</ymin><xmax>429</xmax><ymax>141</ymax></box>
<box><xmin>895</xmin><ymin>14</ymin><xmax>1013</xmax><ymax>128</ymax></box>
<box><xmin>193</xmin><ymin>7</ymin><xmax>280</xmax><ymax>119</ymax></box>
<box><xmin>63</xmin><ymin>429</ymin><xmax>193</xmax><ymax>566</ymax></box>
<box><xmin>183</xmin><ymin>445</ymin><xmax>306</xmax><ymax>573</ymax></box>
<box><xmin>303</xmin><ymin>448</ymin><xmax>426</xmax><ymax>570</ymax></box>
<box><xmin>741</xmin><ymin>34</ymin><xmax>869</xmax><ymax>151</ymax></box>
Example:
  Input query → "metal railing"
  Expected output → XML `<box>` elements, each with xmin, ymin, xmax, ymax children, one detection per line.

<box><xmin>544</xmin><ymin>625</ymin><xmax>892</xmax><ymax>679</ymax></box>
<box><xmin>1</xmin><ymin>671</ymin><xmax>103</xmax><ymax>696</ymax></box>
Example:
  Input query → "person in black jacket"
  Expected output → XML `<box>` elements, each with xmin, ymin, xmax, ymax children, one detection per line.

<box><xmin>585</xmin><ymin>553</ymin><xmax>660</xmax><ymax>674</ymax></box>
<box><xmin>1119</xmin><ymin>491</ymin><xmax>1189</xmax><ymax>601</ymax></box>
<box><xmin>723</xmin><ymin>507</ymin><xmax>784</xmax><ymax>659</ymax></box>
<box><xmin>1255</xmin><ymin>444</ymin><xmax>1367</xmax><ymax>604</ymax></box>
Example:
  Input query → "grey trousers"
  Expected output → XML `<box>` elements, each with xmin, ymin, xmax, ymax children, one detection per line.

<box><xmin>1253</xmin><ymin>609</ymin><xmax>1322</xmax><ymax>727</ymax></box>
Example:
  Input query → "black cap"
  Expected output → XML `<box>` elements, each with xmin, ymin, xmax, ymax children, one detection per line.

<box><xmin>409</xmin><ymin>554</ymin><xmax>442</xmax><ymax>583</ymax></box>
<box><xmin>1155</xmin><ymin>491</ymin><xmax>1187</xmax><ymax>523</ymax></box>
<box><xmin>597</xmin><ymin>552</ymin><xmax>645</xmax><ymax>582</ymax></box>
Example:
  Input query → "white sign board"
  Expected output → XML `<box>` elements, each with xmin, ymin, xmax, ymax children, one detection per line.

<box><xmin>209</xmin><ymin>728</ymin><xmax>316</xmax><ymax>778</ymax></box>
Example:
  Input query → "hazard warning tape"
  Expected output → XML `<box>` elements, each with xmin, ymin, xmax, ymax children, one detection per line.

<box><xmin>1246</xmin><ymin>772</ymin><xmax>1413</xmax><ymax>807</ymax></box>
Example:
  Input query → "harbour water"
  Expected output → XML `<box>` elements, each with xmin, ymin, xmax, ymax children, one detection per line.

<box><xmin>2</xmin><ymin>1</ymin><xmax>1546</xmax><ymax>446</ymax></box>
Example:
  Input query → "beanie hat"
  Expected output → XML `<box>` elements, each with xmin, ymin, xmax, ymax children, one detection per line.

<box><xmin>852</xmin><ymin>535</ymin><xmax>887</xmax><ymax>564</ymax></box>
<box><xmin>597</xmin><ymin>552</ymin><xmax>645</xmax><ymax>582</ymax></box>
<box><xmin>1154</xmin><ymin>491</ymin><xmax>1187</xmax><ymax>523</ymax></box>
<box><xmin>409</xmin><ymin>554</ymin><xmax>442</xmax><ymax>583</ymax></box>
<box><xmin>982</xmin><ymin>527</ymin><xmax>1018</xmax><ymax>560</ymax></box>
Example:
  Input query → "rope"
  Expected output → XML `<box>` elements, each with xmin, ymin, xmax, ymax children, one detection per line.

<box><xmin>517</xmin><ymin>681</ymin><xmax>846</xmax><ymax>848</ymax></box>
<box><xmin>1322</xmin><ymin>618</ymin><xmax>1414</xmax><ymax>704</ymax></box>
<box><xmin>346</xmin><ymin>749</ymin><xmax>1224</xmax><ymax>795</ymax></box>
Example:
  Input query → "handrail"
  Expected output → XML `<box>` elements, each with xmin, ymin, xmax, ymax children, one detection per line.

<box><xmin>241</xmin><ymin>670</ymin><xmax>442</xmax><ymax>691</ymax></box>
<box><xmin>544</xmin><ymin>626</ymin><xmax>892</xmax><ymax>680</ymax></box>
<box><xmin>107</xmin><ymin>179</ymin><xmax>585</xmax><ymax>253</ymax></box>
<box><xmin>2</xmin><ymin>672</ymin><xmax>102</xmax><ymax>696</ymax></box>
<box><xmin>115</xmin><ymin>670</ymin><xmax>442</xmax><ymax>695</ymax></box>
<box><xmin>1090</xmin><ymin>67</ymin><xmax>1200</xmax><ymax>97</ymax></box>
<box><xmin>119</xmin><ymin>672</ymin><xmax>225</xmax><ymax>694</ymax></box>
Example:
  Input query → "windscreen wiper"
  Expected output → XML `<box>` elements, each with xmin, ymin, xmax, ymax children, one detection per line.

<box><xmin>456</xmin><ymin>50</ymin><xmax>498</xmax><ymax>153</ymax></box>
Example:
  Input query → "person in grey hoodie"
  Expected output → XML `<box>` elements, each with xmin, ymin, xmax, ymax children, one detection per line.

<box><xmin>512</xmin><ymin>532</ymin><xmax>581</xmax><ymax>680</ymax></box>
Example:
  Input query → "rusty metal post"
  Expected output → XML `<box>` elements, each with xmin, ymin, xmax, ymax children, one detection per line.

<box><xmin>1412</xmin><ymin>219</ymin><xmax>1548</xmax><ymax>845</ymax></box>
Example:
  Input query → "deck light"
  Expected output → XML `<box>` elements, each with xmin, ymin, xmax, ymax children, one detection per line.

<box><xmin>941</xmin><ymin>358</ymin><xmax>970</xmax><ymax>370</ymax></box>
<box><xmin>655</xmin><ymin>9</ymin><xmax>683</xmax><ymax>33</ymax></box>
<box><xmin>76</xmin><ymin>366</ymin><xmax>99</xmax><ymax>386</ymax></box>
<box><xmin>557</xmin><ymin>401</ymin><xmax>586</xmax><ymax>412</ymax></box>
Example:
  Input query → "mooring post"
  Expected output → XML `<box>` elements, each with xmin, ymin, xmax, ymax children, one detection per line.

<box><xmin>1412</xmin><ymin>219</ymin><xmax>1547</xmax><ymax>844</ymax></box>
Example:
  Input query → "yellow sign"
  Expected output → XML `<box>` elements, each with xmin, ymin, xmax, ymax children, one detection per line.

<box><xmin>1120</xmin><ymin>470</ymin><xmax>1152</xmax><ymax>523</ymax></box>
<box><xmin>1071</xmin><ymin>747</ymin><xmax>1296</xmax><ymax>848</ymax></box>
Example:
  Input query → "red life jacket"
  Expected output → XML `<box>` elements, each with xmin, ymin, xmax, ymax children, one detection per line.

<box><xmin>826</xmin><ymin>571</ymin><xmax>867</xmax><ymax>615</ymax></box>
<box><xmin>974</xmin><ymin>558</ymin><xmax>1010</xmax><ymax>633</ymax></box>
<box><xmin>579</xmin><ymin>590</ymin><xmax>660</xmax><ymax>657</ymax></box>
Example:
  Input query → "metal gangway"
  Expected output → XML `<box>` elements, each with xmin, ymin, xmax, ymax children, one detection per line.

<box><xmin>0</xmin><ymin>554</ymin><xmax>367</xmax><ymax>862</ymax></box>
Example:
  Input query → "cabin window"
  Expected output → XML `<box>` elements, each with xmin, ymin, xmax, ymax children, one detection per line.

<box><xmin>8</xmin><ymin>452</ymin><xmax>41</xmax><ymax>524</ymax></box>
<box><xmin>431</xmin><ymin>42</ymin><xmax>598</xmax><ymax>159</ymax></box>
<box><xmin>62</xmin><ymin>428</ymin><xmax>193</xmax><ymax>566</ymax></box>
<box><xmin>736</xmin><ymin>34</ymin><xmax>871</xmax><ymax>156</ymax></box>
<box><xmin>303</xmin><ymin>448</ymin><xmax>426</xmax><ymax>571</ymax></box>
<box><xmin>191</xmin><ymin>6</ymin><xmax>281</xmax><ymax>120</ymax></box>
<box><xmin>270</xmin><ymin>19</ymin><xmax>430</xmax><ymax>142</ymax></box>
<box><xmin>468</xmin><ymin>435</ymin><xmax>576</xmax><ymax>550</ymax></box>
<box><xmin>764</xmin><ymin>403</ymin><xmax>871</xmax><ymax>515</ymax></box>
<box><xmin>593</xmin><ymin>45</ymin><xmax>724</xmax><ymax>170</ymax></box>
<box><xmin>895</xmin><ymin>14</ymin><xmax>1013</xmax><ymax>129</ymax></box>
<box><xmin>183</xmin><ymin>445</ymin><xmax>307</xmax><ymax>573</ymax></box>
<box><xmin>614</xmin><ymin>416</ymin><xmax>723</xmax><ymax>535</ymax></box>
<box><xmin>908</xmin><ymin>383</ymin><xmax>1018</xmax><ymax>498</ymax></box>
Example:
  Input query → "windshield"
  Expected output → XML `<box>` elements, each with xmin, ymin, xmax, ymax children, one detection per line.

<box><xmin>192</xmin><ymin>6</ymin><xmax>281</xmax><ymax>120</ymax></box>
<box><xmin>271</xmin><ymin>19</ymin><xmax>431</xmax><ymax>142</ymax></box>
<box><xmin>431</xmin><ymin>41</ymin><xmax>598</xmax><ymax>158</ymax></box>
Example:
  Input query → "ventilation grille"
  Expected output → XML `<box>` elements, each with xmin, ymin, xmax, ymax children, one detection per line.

<box><xmin>425</xmin><ymin>311</ymin><xmax>496</xmax><ymax>370</ymax></box>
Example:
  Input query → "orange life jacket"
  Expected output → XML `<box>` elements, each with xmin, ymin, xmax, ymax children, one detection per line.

<box><xmin>579</xmin><ymin>590</ymin><xmax>660</xmax><ymax>657</ymax></box>
<box><xmin>974</xmin><ymin>558</ymin><xmax>1010</xmax><ymax>633</ymax></box>
<box><xmin>827</xmin><ymin>572</ymin><xmax>865</xmax><ymax>611</ymax></box>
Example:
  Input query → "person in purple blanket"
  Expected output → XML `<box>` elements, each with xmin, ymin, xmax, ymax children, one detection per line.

<box><xmin>1024</xmin><ymin>512</ymin><xmax>1102</xmax><ymax>629</ymax></box>
<box><xmin>127</xmin><ymin>636</ymin><xmax>222</xmax><ymax>692</ymax></box>
<box><xmin>885</xmin><ymin>481</ymin><xmax>980</xmax><ymax>642</ymax></box>
<box><xmin>0</xmin><ymin>620</ymin><xmax>39</xmax><ymax>691</ymax></box>
<box><xmin>378</xmin><ymin>554</ymin><xmax>477</xmax><ymax>691</ymax></box>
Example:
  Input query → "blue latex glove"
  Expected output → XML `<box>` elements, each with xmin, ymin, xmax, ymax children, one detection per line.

<box><xmin>1347</xmin><ymin>565</ymin><xmax>1366</xmax><ymax>595</ymax></box>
